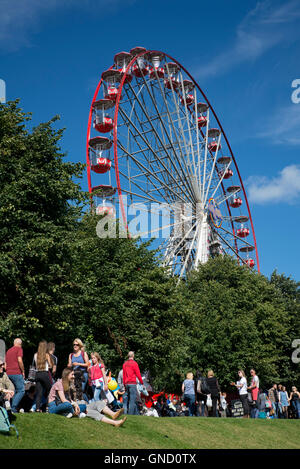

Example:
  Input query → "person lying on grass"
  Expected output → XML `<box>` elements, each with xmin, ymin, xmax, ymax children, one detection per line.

<box><xmin>86</xmin><ymin>400</ymin><xmax>127</xmax><ymax>427</ymax></box>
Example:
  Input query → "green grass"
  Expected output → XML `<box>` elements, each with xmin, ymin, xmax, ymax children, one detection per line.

<box><xmin>1</xmin><ymin>414</ymin><xmax>300</xmax><ymax>449</ymax></box>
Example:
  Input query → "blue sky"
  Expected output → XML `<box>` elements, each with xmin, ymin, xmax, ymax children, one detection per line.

<box><xmin>1</xmin><ymin>0</ymin><xmax>300</xmax><ymax>281</ymax></box>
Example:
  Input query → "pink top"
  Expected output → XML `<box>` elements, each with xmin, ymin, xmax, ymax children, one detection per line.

<box><xmin>48</xmin><ymin>379</ymin><xmax>64</xmax><ymax>403</ymax></box>
<box><xmin>90</xmin><ymin>364</ymin><xmax>104</xmax><ymax>385</ymax></box>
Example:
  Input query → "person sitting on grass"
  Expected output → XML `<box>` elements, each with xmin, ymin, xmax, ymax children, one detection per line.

<box><xmin>48</xmin><ymin>368</ymin><xmax>86</xmax><ymax>418</ymax></box>
<box><xmin>86</xmin><ymin>400</ymin><xmax>127</xmax><ymax>427</ymax></box>
<box><xmin>0</xmin><ymin>361</ymin><xmax>15</xmax><ymax>408</ymax></box>
<box><xmin>168</xmin><ymin>398</ymin><xmax>178</xmax><ymax>417</ymax></box>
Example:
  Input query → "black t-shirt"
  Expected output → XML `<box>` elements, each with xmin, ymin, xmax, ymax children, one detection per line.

<box><xmin>207</xmin><ymin>377</ymin><xmax>220</xmax><ymax>398</ymax></box>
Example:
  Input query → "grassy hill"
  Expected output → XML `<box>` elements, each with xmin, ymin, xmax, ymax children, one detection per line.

<box><xmin>1</xmin><ymin>414</ymin><xmax>300</xmax><ymax>449</ymax></box>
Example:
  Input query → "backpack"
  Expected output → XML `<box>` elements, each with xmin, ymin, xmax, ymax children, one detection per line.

<box><xmin>0</xmin><ymin>406</ymin><xmax>19</xmax><ymax>438</ymax></box>
<box><xmin>265</xmin><ymin>398</ymin><xmax>272</xmax><ymax>409</ymax></box>
<box><xmin>197</xmin><ymin>377</ymin><xmax>210</xmax><ymax>395</ymax></box>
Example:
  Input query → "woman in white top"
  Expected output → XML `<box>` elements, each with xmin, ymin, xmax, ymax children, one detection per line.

<box><xmin>231</xmin><ymin>370</ymin><xmax>249</xmax><ymax>418</ymax></box>
<box><xmin>34</xmin><ymin>341</ymin><xmax>53</xmax><ymax>412</ymax></box>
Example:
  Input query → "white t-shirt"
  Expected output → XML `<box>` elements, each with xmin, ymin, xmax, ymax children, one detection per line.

<box><xmin>34</xmin><ymin>353</ymin><xmax>49</xmax><ymax>371</ymax></box>
<box><xmin>251</xmin><ymin>375</ymin><xmax>259</xmax><ymax>389</ymax></box>
<box><xmin>237</xmin><ymin>377</ymin><xmax>248</xmax><ymax>395</ymax></box>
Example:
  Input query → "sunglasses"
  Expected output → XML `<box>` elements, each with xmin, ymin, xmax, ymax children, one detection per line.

<box><xmin>73</xmin><ymin>343</ymin><xmax>79</xmax><ymax>346</ymax></box>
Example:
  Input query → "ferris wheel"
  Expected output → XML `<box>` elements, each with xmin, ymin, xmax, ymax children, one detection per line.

<box><xmin>86</xmin><ymin>47</ymin><xmax>260</xmax><ymax>279</ymax></box>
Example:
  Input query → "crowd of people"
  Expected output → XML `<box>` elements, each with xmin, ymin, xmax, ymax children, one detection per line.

<box><xmin>1</xmin><ymin>338</ymin><xmax>300</xmax><ymax>426</ymax></box>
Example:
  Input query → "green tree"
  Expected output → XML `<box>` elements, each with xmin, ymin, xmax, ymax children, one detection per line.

<box><xmin>270</xmin><ymin>270</ymin><xmax>300</xmax><ymax>386</ymax></box>
<box><xmin>181</xmin><ymin>256</ymin><xmax>293</xmax><ymax>390</ymax></box>
<box><xmin>0</xmin><ymin>100</ymin><xmax>86</xmax><ymax>349</ymax></box>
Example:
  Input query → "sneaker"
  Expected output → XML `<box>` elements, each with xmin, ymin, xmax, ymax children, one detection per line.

<box><xmin>19</xmin><ymin>408</ymin><xmax>25</xmax><ymax>413</ymax></box>
<box><xmin>66</xmin><ymin>413</ymin><xmax>73</xmax><ymax>418</ymax></box>
<box><xmin>79</xmin><ymin>412</ymin><xmax>86</xmax><ymax>418</ymax></box>
<box><xmin>5</xmin><ymin>401</ymin><xmax>11</xmax><ymax>411</ymax></box>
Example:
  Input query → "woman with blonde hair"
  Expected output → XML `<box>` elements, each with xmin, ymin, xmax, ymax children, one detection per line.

<box><xmin>230</xmin><ymin>370</ymin><xmax>249</xmax><ymax>418</ymax></box>
<box><xmin>289</xmin><ymin>386</ymin><xmax>300</xmax><ymax>418</ymax></box>
<box><xmin>181</xmin><ymin>372</ymin><xmax>196</xmax><ymax>416</ymax></box>
<box><xmin>67</xmin><ymin>338</ymin><xmax>90</xmax><ymax>395</ymax></box>
<box><xmin>206</xmin><ymin>370</ymin><xmax>221</xmax><ymax>417</ymax></box>
<box><xmin>33</xmin><ymin>341</ymin><xmax>53</xmax><ymax>412</ymax></box>
<box><xmin>89</xmin><ymin>352</ymin><xmax>108</xmax><ymax>401</ymax></box>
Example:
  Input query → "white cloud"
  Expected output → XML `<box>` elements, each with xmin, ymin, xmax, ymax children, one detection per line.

<box><xmin>247</xmin><ymin>165</ymin><xmax>300</xmax><ymax>204</ymax></box>
<box><xmin>256</xmin><ymin>104</ymin><xmax>300</xmax><ymax>146</ymax></box>
<box><xmin>195</xmin><ymin>0</ymin><xmax>300</xmax><ymax>79</ymax></box>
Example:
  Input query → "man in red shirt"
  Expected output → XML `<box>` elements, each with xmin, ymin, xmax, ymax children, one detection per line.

<box><xmin>122</xmin><ymin>351</ymin><xmax>143</xmax><ymax>415</ymax></box>
<box><xmin>5</xmin><ymin>338</ymin><xmax>25</xmax><ymax>413</ymax></box>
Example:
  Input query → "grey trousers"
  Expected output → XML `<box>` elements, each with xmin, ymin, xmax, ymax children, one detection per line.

<box><xmin>86</xmin><ymin>400</ymin><xmax>106</xmax><ymax>421</ymax></box>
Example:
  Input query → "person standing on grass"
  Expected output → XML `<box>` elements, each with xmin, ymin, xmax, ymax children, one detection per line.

<box><xmin>279</xmin><ymin>385</ymin><xmax>289</xmax><ymax>419</ymax></box>
<box><xmin>248</xmin><ymin>369</ymin><xmax>259</xmax><ymax>418</ymax></box>
<box><xmin>289</xmin><ymin>386</ymin><xmax>300</xmax><ymax>419</ymax></box>
<box><xmin>206</xmin><ymin>370</ymin><xmax>221</xmax><ymax>417</ymax></box>
<box><xmin>48</xmin><ymin>368</ymin><xmax>86</xmax><ymax>418</ymax></box>
<box><xmin>47</xmin><ymin>342</ymin><xmax>57</xmax><ymax>381</ymax></box>
<box><xmin>67</xmin><ymin>339</ymin><xmax>90</xmax><ymax>395</ymax></box>
<box><xmin>5</xmin><ymin>338</ymin><xmax>25</xmax><ymax>413</ymax></box>
<box><xmin>231</xmin><ymin>370</ymin><xmax>249</xmax><ymax>418</ymax></box>
<box><xmin>268</xmin><ymin>384</ymin><xmax>280</xmax><ymax>418</ymax></box>
<box><xmin>122</xmin><ymin>351</ymin><xmax>143</xmax><ymax>415</ymax></box>
<box><xmin>33</xmin><ymin>341</ymin><xmax>53</xmax><ymax>412</ymax></box>
<box><xmin>89</xmin><ymin>352</ymin><xmax>108</xmax><ymax>401</ymax></box>
<box><xmin>182</xmin><ymin>372</ymin><xmax>196</xmax><ymax>417</ymax></box>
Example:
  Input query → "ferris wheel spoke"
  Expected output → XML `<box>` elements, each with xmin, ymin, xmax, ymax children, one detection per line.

<box><xmin>177</xmin><ymin>224</ymin><xmax>200</xmax><ymax>282</ymax></box>
<box><xmin>118</xmin><ymin>120</ymin><xmax>178</xmax><ymax>204</ymax></box>
<box><xmin>216</xmin><ymin>187</ymin><xmax>241</xmax><ymax>206</ymax></box>
<box><xmin>178</xmin><ymin>72</ymin><xmax>200</xmax><ymax>199</ymax></box>
<box><xmin>126</xmin><ymin>78</ymin><xmax>196</xmax><ymax>202</ymax></box>
<box><xmin>218</xmin><ymin>223</ymin><xmax>255</xmax><ymax>249</ymax></box>
<box><xmin>162</xmin><ymin>219</ymin><xmax>198</xmax><ymax>268</ymax></box>
<box><xmin>193</xmin><ymin>87</ymin><xmax>203</xmax><ymax>198</ymax></box>
<box><xmin>118</xmin><ymin>107</ymin><xmax>192</xmax><ymax>204</ymax></box>
<box><xmin>139</xmin><ymin>65</ymin><xmax>197</xmax><ymax>200</ymax></box>
<box><xmin>207</xmin><ymin>160</ymin><xmax>232</xmax><ymax>205</ymax></box>
<box><xmin>202</xmin><ymin>133</ymin><xmax>222</xmax><ymax>207</ymax></box>
<box><xmin>117</xmin><ymin>137</ymin><xmax>188</xmax><ymax>204</ymax></box>
<box><xmin>116</xmin><ymin>169</ymin><xmax>166</xmax><ymax>204</ymax></box>
<box><xmin>131</xmin><ymin>217</ymin><xmax>193</xmax><ymax>239</ymax></box>
<box><xmin>163</xmin><ymin>65</ymin><xmax>195</xmax><ymax>173</ymax></box>
<box><xmin>213</xmin><ymin>229</ymin><xmax>248</xmax><ymax>265</ymax></box>
<box><xmin>200</xmin><ymin>108</ymin><xmax>210</xmax><ymax>203</ymax></box>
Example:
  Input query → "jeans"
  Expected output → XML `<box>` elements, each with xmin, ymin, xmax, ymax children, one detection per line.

<box><xmin>122</xmin><ymin>391</ymin><xmax>128</xmax><ymax>414</ymax></box>
<box><xmin>251</xmin><ymin>406</ymin><xmax>259</xmax><ymax>418</ymax></box>
<box><xmin>92</xmin><ymin>384</ymin><xmax>103</xmax><ymax>402</ymax></box>
<box><xmin>272</xmin><ymin>402</ymin><xmax>279</xmax><ymax>418</ymax></box>
<box><xmin>184</xmin><ymin>394</ymin><xmax>195</xmax><ymax>416</ymax></box>
<box><xmin>82</xmin><ymin>372</ymin><xmax>88</xmax><ymax>392</ymax></box>
<box><xmin>48</xmin><ymin>401</ymin><xmax>86</xmax><ymax>416</ymax></box>
<box><xmin>292</xmin><ymin>400</ymin><xmax>300</xmax><ymax>418</ymax></box>
<box><xmin>126</xmin><ymin>384</ymin><xmax>138</xmax><ymax>415</ymax></box>
<box><xmin>8</xmin><ymin>374</ymin><xmax>25</xmax><ymax>412</ymax></box>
